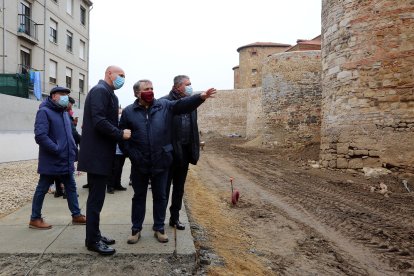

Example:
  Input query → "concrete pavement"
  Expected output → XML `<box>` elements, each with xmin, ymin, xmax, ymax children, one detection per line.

<box><xmin>0</xmin><ymin>160</ymin><xmax>196</xmax><ymax>257</ymax></box>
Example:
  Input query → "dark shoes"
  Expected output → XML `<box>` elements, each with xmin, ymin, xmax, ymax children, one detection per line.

<box><xmin>108</xmin><ymin>186</ymin><xmax>126</xmax><ymax>193</ymax></box>
<box><xmin>101</xmin><ymin>235</ymin><xmax>116</xmax><ymax>245</ymax></box>
<box><xmin>54</xmin><ymin>191</ymin><xmax>63</xmax><ymax>198</ymax></box>
<box><xmin>86</xmin><ymin>240</ymin><xmax>116</xmax><ymax>255</ymax></box>
<box><xmin>169</xmin><ymin>219</ymin><xmax>185</xmax><ymax>230</ymax></box>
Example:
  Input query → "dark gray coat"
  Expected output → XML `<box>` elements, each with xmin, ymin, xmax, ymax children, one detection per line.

<box><xmin>161</xmin><ymin>90</ymin><xmax>200</xmax><ymax>165</ymax></box>
<box><xmin>77</xmin><ymin>80</ymin><xmax>123</xmax><ymax>176</ymax></box>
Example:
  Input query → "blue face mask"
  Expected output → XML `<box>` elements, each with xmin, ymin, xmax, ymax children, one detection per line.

<box><xmin>185</xmin><ymin>85</ymin><xmax>193</xmax><ymax>95</ymax></box>
<box><xmin>58</xmin><ymin>95</ymin><xmax>69</xmax><ymax>107</ymax></box>
<box><xmin>113</xmin><ymin>75</ymin><xmax>125</xmax><ymax>90</ymax></box>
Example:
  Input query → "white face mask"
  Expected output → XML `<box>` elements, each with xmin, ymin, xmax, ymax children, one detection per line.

<box><xmin>185</xmin><ymin>85</ymin><xmax>193</xmax><ymax>95</ymax></box>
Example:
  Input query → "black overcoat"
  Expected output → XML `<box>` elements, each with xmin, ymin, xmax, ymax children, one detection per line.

<box><xmin>77</xmin><ymin>80</ymin><xmax>123</xmax><ymax>176</ymax></box>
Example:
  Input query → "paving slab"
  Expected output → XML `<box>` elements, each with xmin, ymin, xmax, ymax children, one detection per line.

<box><xmin>0</xmin><ymin>160</ymin><xmax>195</xmax><ymax>257</ymax></box>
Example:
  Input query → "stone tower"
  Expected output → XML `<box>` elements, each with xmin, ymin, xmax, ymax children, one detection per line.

<box><xmin>320</xmin><ymin>0</ymin><xmax>414</xmax><ymax>172</ymax></box>
<box><xmin>236</xmin><ymin>42</ymin><xmax>290</xmax><ymax>89</ymax></box>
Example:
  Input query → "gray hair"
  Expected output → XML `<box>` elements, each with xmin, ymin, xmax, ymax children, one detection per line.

<box><xmin>173</xmin><ymin>75</ymin><xmax>189</xmax><ymax>87</ymax></box>
<box><xmin>133</xmin><ymin>79</ymin><xmax>152</xmax><ymax>97</ymax></box>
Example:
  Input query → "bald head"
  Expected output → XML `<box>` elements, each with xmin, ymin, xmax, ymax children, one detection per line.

<box><xmin>104</xmin><ymin>65</ymin><xmax>125</xmax><ymax>89</ymax></box>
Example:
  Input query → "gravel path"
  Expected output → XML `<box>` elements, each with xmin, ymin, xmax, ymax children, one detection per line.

<box><xmin>0</xmin><ymin>160</ymin><xmax>38</xmax><ymax>218</ymax></box>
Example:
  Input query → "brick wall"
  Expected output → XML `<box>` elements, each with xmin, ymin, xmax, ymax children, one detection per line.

<box><xmin>321</xmin><ymin>0</ymin><xmax>414</xmax><ymax>172</ymax></box>
<box><xmin>261</xmin><ymin>50</ymin><xmax>322</xmax><ymax>148</ymax></box>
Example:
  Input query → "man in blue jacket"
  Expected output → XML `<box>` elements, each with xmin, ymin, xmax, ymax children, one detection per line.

<box><xmin>119</xmin><ymin>79</ymin><xmax>216</xmax><ymax>244</ymax></box>
<box><xmin>29</xmin><ymin>86</ymin><xmax>86</xmax><ymax>230</ymax></box>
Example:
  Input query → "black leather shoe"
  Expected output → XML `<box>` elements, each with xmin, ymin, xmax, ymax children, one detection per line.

<box><xmin>114</xmin><ymin>186</ymin><xmax>127</xmax><ymax>191</ymax></box>
<box><xmin>169</xmin><ymin>219</ymin><xmax>185</xmax><ymax>230</ymax></box>
<box><xmin>87</xmin><ymin>240</ymin><xmax>116</xmax><ymax>255</ymax></box>
<box><xmin>100</xmin><ymin>236</ymin><xmax>115</xmax><ymax>245</ymax></box>
<box><xmin>107</xmin><ymin>187</ymin><xmax>114</xmax><ymax>194</ymax></box>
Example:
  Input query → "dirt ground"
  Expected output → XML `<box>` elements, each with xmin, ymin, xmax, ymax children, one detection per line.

<box><xmin>185</xmin><ymin>135</ymin><xmax>414</xmax><ymax>276</ymax></box>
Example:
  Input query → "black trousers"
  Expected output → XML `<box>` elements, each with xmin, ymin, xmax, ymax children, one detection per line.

<box><xmin>109</xmin><ymin>154</ymin><xmax>126</xmax><ymax>189</ymax></box>
<box><xmin>166</xmin><ymin>144</ymin><xmax>191</xmax><ymax>221</ymax></box>
<box><xmin>86</xmin><ymin>173</ymin><xmax>109</xmax><ymax>244</ymax></box>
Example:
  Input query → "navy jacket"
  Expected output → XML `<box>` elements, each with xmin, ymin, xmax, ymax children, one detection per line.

<box><xmin>119</xmin><ymin>94</ymin><xmax>204</xmax><ymax>174</ymax></box>
<box><xmin>78</xmin><ymin>80</ymin><xmax>123</xmax><ymax>176</ymax></box>
<box><xmin>34</xmin><ymin>97</ymin><xmax>77</xmax><ymax>175</ymax></box>
<box><xmin>161</xmin><ymin>91</ymin><xmax>200</xmax><ymax>165</ymax></box>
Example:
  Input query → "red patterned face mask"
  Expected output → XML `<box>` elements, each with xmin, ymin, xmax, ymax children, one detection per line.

<box><xmin>140</xmin><ymin>91</ymin><xmax>154</xmax><ymax>104</ymax></box>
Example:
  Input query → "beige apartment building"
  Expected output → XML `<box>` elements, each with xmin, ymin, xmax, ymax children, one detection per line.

<box><xmin>0</xmin><ymin>0</ymin><xmax>92</xmax><ymax>107</ymax></box>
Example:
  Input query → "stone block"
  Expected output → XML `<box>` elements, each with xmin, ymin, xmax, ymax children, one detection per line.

<box><xmin>348</xmin><ymin>158</ymin><xmax>363</xmax><ymax>169</ymax></box>
<box><xmin>354</xmin><ymin>150</ymin><xmax>369</xmax><ymax>156</ymax></box>
<box><xmin>363</xmin><ymin>157</ymin><xmax>381</xmax><ymax>167</ymax></box>
<box><xmin>337</xmin><ymin>143</ymin><xmax>349</xmax><ymax>154</ymax></box>
<box><xmin>337</xmin><ymin>158</ymin><xmax>348</xmax><ymax>169</ymax></box>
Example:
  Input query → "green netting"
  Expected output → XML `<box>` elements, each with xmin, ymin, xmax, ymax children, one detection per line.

<box><xmin>0</xmin><ymin>74</ymin><xmax>29</xmax><ymax>98</ymax></box>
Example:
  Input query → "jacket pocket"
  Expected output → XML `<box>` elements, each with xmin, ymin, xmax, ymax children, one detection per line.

<box><xmin>159</xmin><ymin>144</ymin><xmax>174</xmax><ymax>169</ymax></box>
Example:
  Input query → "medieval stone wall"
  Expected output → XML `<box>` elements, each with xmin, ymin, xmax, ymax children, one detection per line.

<box><xmin>261</xmin><ymin>50</ymin><xmax>322</xmax><ymax>148</ymax></box>
<box><xmin>197</xmin><ymin>88</ymin><xmax>262</xmax><ymax>138</ymax></box>
<box><xmin>321</xmin><ymin>0</ymin><xmax>414</xmax><ymax>172</ymax></box>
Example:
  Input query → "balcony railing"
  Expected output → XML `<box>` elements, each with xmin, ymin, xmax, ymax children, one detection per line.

<box><xmin>17</xmin><ymin>14</ymin><xmax>38</xmax><ymax>42</ymax></box>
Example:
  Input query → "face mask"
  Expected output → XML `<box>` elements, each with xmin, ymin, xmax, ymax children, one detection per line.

<box><xmin>140</xmin><ymin>91</ymin><xmax>154</xmax><ymax>104</ymax></box>
<box><xmin>185</xmin><ymin>85</ymin><xmax>193</xmax><ymax>96</ymax></box>
<box><xmin>58</xmin><ymin>95</ymin><xmax>69</xmax><ymax>107</ymax></box>
<box><xmin>113</xmin><ymin>75</ymin><xmax>125</xmax><ymax>90</ymax></box>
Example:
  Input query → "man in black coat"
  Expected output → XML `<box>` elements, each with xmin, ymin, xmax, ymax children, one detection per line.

<box><xmin>78</xmin><ymin>65</ymin><xmax>131</xmax><ymax>255</ymax></box>
<box><xmin>162</xmin><ymin>75</ymin><xmax>200</xmax><ymax>230</ymax></box>
<box><xmin>119</xmin><ymin>79</ymin><xmax>216</xmax><ymax>244</ymax></box>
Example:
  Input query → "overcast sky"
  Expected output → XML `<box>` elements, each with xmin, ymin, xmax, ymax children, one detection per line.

<box><xmin>88</xmin><ymin>0</ymin><xmax>322</xmax><ymax>108</ymax></box>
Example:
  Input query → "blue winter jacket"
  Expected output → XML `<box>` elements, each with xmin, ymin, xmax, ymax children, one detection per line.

<box><xmin>119</xmin><ymin>94</ymin><xmax>204</xmax><ymax>174</ymax></box>
<box><xmin>34</xmin><ymin>97</ymin><xmax>77</xmax><ymax>174</ymax></box>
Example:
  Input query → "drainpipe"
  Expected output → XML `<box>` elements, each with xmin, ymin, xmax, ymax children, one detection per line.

<box><xmin>83</xmin><ymin>4</ymin><xmax>93</xmax><ymax>109</ymax></box>
<box><xmin>43</xmin><ymin>0</ymin><xmax>47</xmax><ymax>95</ymax></box>
<box><xmin>2</xmin><ymin>0</ymin><xmax>5</xmax><ymax>73</ymax></box>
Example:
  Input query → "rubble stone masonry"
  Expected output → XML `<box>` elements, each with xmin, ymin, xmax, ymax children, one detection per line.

<box><xmin>197</xmin><ymin>88</ymin><xmax>262</xmax><ymax>139</ymax></box>
<box><xmin>321</xmin><ymin>0</ymin><xmax>414</xmax><ymax>172</ymax></box>
<box><xmin>261</xmin><ymin>50</ymin><xmax>322</xmax><ymax>148</ymax></box>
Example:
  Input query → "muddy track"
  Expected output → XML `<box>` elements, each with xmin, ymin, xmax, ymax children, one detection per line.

<box><xmin>190</xmin><ymin>137</ymin><xmax>414</xmax><ymax>275</ymax></box>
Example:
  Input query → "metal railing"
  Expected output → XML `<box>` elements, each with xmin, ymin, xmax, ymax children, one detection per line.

<box><xmin>17</xmin><ymin>14</ymin><xmax>38</xmax><ymax>41</ymax></box>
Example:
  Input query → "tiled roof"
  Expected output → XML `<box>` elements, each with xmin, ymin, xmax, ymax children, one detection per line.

<box><xmin>237</xmin><ymin>42</ymin><xmax>291</xmax><ymax>52</ymax></box>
